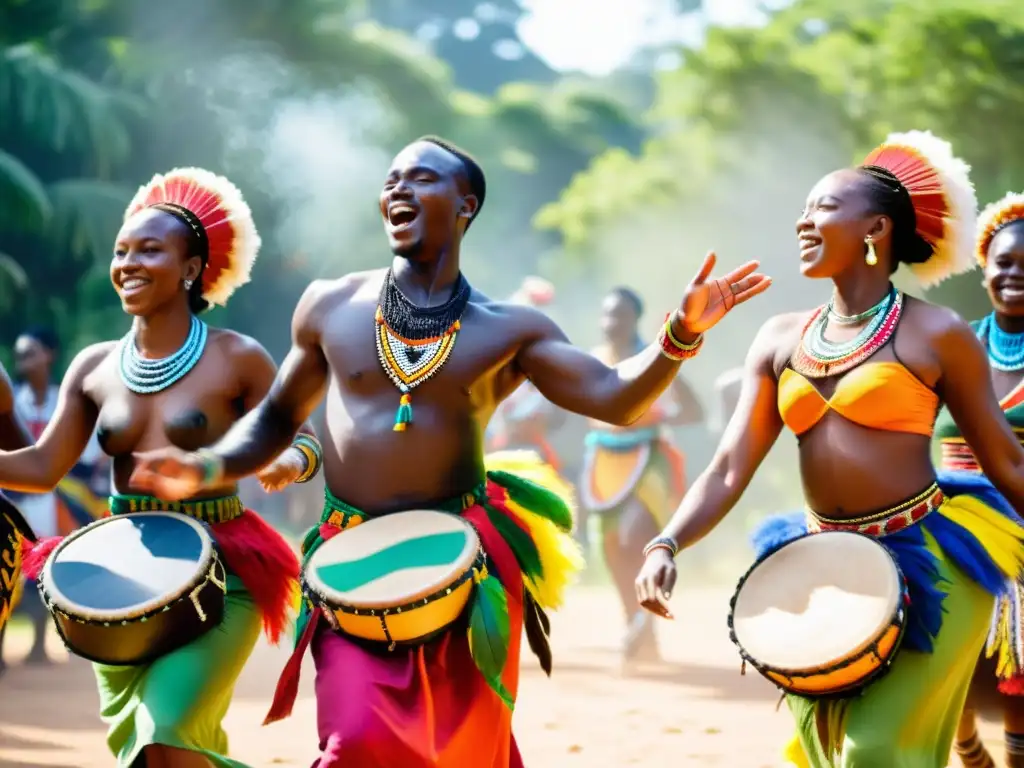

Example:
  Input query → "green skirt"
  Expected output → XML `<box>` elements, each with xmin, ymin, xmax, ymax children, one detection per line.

<box><xmin>93</xmin><ymin>575</ymin><xmax>261</xmax><ymax>767</ymax></box>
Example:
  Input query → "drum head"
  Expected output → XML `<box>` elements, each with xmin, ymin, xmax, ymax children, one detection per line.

<box><xmin>731</xmin><ymin>532</ymin><xmax>900</xmax><ymax>671</ymax></box>
<box><xmin>42</xmin><ymin>513</ymin><xmax>213</xmax><ymax>620</ymax></box>
<box><xmin>306</xmin><ymin>509</ymin><xmax>480</xmax><ymax>609</ymax></box>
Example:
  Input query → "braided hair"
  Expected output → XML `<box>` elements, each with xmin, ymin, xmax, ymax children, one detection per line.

<box><xmin>858</xmin><ymin>165</ymin><xmax>934</xmax><ymax>272</ymax></box>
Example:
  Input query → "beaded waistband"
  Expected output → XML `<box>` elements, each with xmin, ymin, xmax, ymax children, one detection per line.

<box><xmin>319</xmin><ymin>485</ymin><xmax>484</xmax><ymax>532</ymax></box>
<box><xmin>807</xmin><ymin>483</ymin><xmax>945</xmax><ymax>536</ymax></box>
<box><xmin>109</xmin><ymin>494</ymin><xmax>243</xmax><ymax>524</ymax></box>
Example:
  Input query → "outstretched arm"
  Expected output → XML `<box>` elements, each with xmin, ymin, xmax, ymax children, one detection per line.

<box><xmin>940</xmin><ymin>314</ymin><xmax>1024</xmax><ymax>514</ymax></box>
<box><xmin>212</xmin><ymin>281</ymin><xmax>332</xmax><ymax>480</ymax></box>
<box><xmin>635</xmin><ymin>317</ymin><xmax>787</xmax><ymax>616</ymax></box>
<box><xmin>517</xmin><ymin>253</ymin><xmax>770</xmax><ymax>426</ymax></box>
<box><xmin>131</xmin><ymin>280</ymin><xmax>333</xmax><ymax>499</ymax></box>
<box><xmin>227</xmin><ymin>335</ymin><xmax>320</xmax><ymax>492</ymax></box>
<box><xmin>0</xmin><ymin>345</ymin><xmax>105</xmax><ymax>492</ymax></box>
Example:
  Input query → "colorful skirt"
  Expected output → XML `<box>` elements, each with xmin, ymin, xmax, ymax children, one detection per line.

<box><xmin>580</xmin><ymin>428</ymin><xmax>685</xmax><ymax>529</ymax></box>
<box><xmin>265</xmin><ymin>466</ymin><xmax>584</xmax><ymax>767</ymax></box>
<box><xmin>22</xmin><ymin>494</ymin><xmax>300</xmax><ymax>767</ymax></box>
<box><xmin>749</xmin><ymin>475</ymin><xmax>1024</xmax><ymax>768</ymax></box>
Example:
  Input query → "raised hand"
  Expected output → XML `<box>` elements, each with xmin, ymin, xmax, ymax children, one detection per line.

<box><xmin>678</xmin><ymin>251</ymin><xmax>771</xmax><ymax>336</ymax></box>
<box><xmin>635</xmin><ymin>549</ymin><xmax>677</xmax><ymax>620</ymax></box>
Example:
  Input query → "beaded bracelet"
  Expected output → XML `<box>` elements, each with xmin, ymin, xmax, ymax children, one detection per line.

<box><xmin>195</xmin><ymin>449</ymin><xmax>224</xmax><ymax>486</ymax></box>
<box><xmin>658</xmin><ymin>313</ymin><xmax>704</xmax><ymax>362</ymax></box>
<box><xmin>292</xmin><ymin>433</ymin><xmax>323</xmax><ymax>484</ymax></box>
<box><xmin>643</xmin><ymin>535</ymin><xmax>679</xmax><ymax>559</ymax></box>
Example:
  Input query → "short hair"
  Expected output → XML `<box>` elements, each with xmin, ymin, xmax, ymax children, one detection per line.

<box><xmin>417</xmin><ymin>135</ymin><xmax>486</xmax><ymax>231</ymax></box>
<box><xmin>19</xmin><ymin>325</ymin><xmax>58</xmax><ymax>352</ymax></box>
<box><xmin>858</xmin><ymin>165</ymin><xmax>933</xmax><ymax>272</ymax></box>
<box><xmin>608</xmin><ymin>286</ymin><xmax>644</xmax><ymax>319</ymax></box>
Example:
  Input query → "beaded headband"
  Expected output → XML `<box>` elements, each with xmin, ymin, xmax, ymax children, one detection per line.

<box><xmin>976</xmin><ymin>192</ymin><xmax>1024</xmax><ymax>268</ymax></box>
<box><xmin>124</xmin><ymin>168</ymin><xmax>261</xmax><ymax>307</ymax></box>
<box><xmin>860</xmin><ymin>130</ymin><xmax>977</xmax><ymax>288</ymax></box>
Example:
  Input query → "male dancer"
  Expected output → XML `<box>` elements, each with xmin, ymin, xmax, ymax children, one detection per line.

<box><xmin>132</xmin><ymin>136</ymin><xmax>771</xmax><ymax>766</ymax></box>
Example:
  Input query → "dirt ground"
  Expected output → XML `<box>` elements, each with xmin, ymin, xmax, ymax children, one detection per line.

<box><xmin>0</xmin><ymin>585</ymin><xmax>1003</xmax><ymax>767</ymax></box>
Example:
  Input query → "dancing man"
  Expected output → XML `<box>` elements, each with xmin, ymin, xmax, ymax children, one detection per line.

<box><xmin>937</xmin><ymin>192</ymin><xmax>1024</xmax><ymax>768</ymax></box>
<box><xmin>0</xmin><ymin>168</ymin><xmax>314</xmax><ymax>767</ymax></box>
<box><xmin>581</xmin><ymin>286</ymin><xmax>704</xmax><ymax>663</ymax></box>
<box><xmin>636</xmin><ymin>132</ymin><xmax>1024</xmax><ymax>766</ymax></box>
<box><xmin>131</xmin><ymin>136</ymin><xmax>770</xmax><ymax>767</ymax></box>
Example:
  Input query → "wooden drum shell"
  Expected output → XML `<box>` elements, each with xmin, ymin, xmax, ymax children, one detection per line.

<box><xmin>728</xmin><ymin>530</ymin><xmax>909</xmax><ymax>699</ymax></box>
<box><xmin>38</xmin><ymin>513</ymin><xmax>227</xmax><ymax>667</ymax></box>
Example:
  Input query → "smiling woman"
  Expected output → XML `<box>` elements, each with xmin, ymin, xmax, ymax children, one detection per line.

<box><xmin>937</xmin><ymin>192</ymin><xmax>1024</xmax><ymax>768</ymax></box>
<box><xmin>0</xmin><ymin>168</ymin><xmax>324</xmax><ymax>768</ymax></box>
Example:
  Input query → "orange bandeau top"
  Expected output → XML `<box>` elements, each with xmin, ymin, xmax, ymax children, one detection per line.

<box><xmin>777</xmin><ymin>362</ymin><xmax>939</xmax><ymax>437</ymax></box>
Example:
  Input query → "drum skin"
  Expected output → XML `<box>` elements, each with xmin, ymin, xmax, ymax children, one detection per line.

<box><xmin>304</xmin><ymin>510</ymin><xmax>482</xmax><ymax>647</ymax></box>
<box><xmin>39</xmin><ymin>513</ymin><xmax>227</xmax><ymax>666</ymax></box>
<box><xmin>728</xmin><ymin>530</ymin><xmax>908</xmax><ymax>699</ymax></box>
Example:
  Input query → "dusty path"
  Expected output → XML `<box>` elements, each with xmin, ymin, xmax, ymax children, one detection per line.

<box><xmin>0</xmin><ymin>585</ymin><xmax>1002</xmax><ymax>767</ymax></box>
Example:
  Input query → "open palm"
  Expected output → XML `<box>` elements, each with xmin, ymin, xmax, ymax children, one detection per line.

<box><xmin>679</xmin><ymin>252</ymin><xmax>771</xmax><ymax>334</ymax></box>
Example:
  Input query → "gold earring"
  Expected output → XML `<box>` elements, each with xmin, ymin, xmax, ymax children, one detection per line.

<box><xmin>865</xmin><ymin>239</ymin><xmax>877</xmax><ymax>266</ymax></box>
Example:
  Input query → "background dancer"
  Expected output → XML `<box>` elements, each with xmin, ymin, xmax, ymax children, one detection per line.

<box><xmin>582</xmin><ymin>285</ymin><xmax>703</xmax><ymax>663</ymax></box>
<box><xmin>0</xmin><ymin>167</ymin><xmax>315</xmax><ymax>767</ymax></box>
<box><xmin>637</xmin><ymin>131</ymin><xmax>1024</xmax><ymax>766</ymax></box>
<box><xmin>486</xmin><ymin>274</ymin><xmax>574</xmax><ymax>504</ymax></box>
<box><xmin>129</xmin><ymin>136</ymin><xmax>770</xmax><ymax>768</ymax></box>
<box><xmin>1</xmin><ymin>326</ymin><xmax>107</xmax><ymax>667</ymax></box>
<box><xmin>937</xmin><ymin>192</ymin><xmax>1024</xmax><ymax>768</ymax></box>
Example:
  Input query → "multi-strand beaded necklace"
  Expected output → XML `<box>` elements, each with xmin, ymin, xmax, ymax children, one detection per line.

<box><xmin>118</xmin><ymin>314</ymin><xmax>208</xmax><ymax>394</ymax></box>
<box><xmin>791</xmin><ymin>285</ymin><xmax>903</xmax><ymax>378</ymax></box>
<box><xmin>977</xmin><ymin>314</ymin><xmax>1024</xmax><ymax>372</ymax></box>
<box><xmin>375</xmin><ymin>269</ymin><xmax>471</xmax><ymax>431</ymax></box>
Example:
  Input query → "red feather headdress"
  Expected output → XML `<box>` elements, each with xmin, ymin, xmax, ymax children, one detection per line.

<box><xmin>123</xmin><ymin>168</ymin><xmax>261</xmax><ymax>307</ymax></box>
<box><xmin>861</xmin><ymin>131</ymin><xmax>977</xmax><ymax>288</ymax></box>
<box><xmin>976</xmin><ymin>192</ymin><xmax>1024</xmax><ymax>268</ymax></box>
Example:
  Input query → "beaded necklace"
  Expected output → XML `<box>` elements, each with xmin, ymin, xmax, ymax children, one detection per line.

<box><xmin>978</xmin><ymin>313</ymin><xmax>1024</xmax><ymax>372</ymax></box>
<box><xmin>375</xmin><ymin>269</ymin><xmax>471</xmax><ymax>431</ymax></box>
<box><xmin>791</xmin><ymin>286</ymin><xmax>903</xmax><ymax>378</ymax></box>
<box><xmin>118</xmin><ymin>314</ymin><xmax>208</xmax><ymax>394</ymax></box>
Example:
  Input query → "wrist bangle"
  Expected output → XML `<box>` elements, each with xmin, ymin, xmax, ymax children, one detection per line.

<box><xmin>292</xmin><ymin>434</ymin><xmax>323</xmax><ymax>484</ymax></box>
<box><xmin>643</xmin><ymin>536</ymin><xmax>679</xmax><ymax>559</ymax></box>
<box><xmin>658</xmin><ymin>315</ymin><xmax>704</xmax><ymax>362</ymax></box>
<box><xmin>195</xmin><ymin>449</ymin><xmax>224</xmax><ymax>486</ymax></box>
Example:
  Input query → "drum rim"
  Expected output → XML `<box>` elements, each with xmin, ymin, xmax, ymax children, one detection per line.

<box><xmin>727</xmin><ymin>530</ymin><xmax>907</xmax><ymax>676</ymax></box>
<box><xmin>304</xmin><ymin>509</ymin><xmax>482</xmax><ymax>610</ymax></box>
<box><xmin>40</xmin><ymin>512</ymin><xmax>217</xmax><ymax>622</ymax></box>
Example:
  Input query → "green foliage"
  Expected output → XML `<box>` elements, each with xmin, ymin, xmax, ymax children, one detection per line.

<box><xmin>0</xmin><ymin>0</ymin><xmax>642</xmax><ymax>360</ymax></box>
<box><xmin>538</xmin><ymin>0</ymin><xmax>1024</xmax><ymax>319</ymax></box>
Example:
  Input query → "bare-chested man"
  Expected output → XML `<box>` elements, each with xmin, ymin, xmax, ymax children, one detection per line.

<box><xmin>132</xmin><ymin>135</ymin><xmax>771</xmax><ymax>767</ymax></box>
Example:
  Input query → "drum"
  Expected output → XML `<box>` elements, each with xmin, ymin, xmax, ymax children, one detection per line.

<box><xmin>38</xmin><ymin>512</ymin><xmax>226</xmax><ymax>666</ymax></box>
<box><xmin>1</xmin><ymin>492</ymin><xmax>34</xmax><ymax>632</ymax></box>
<box><xmin>303</xmin><ymin>509</ymin><xmax>483</xmax><ymax>649</ymax></box>
<box><xmin>728</xmin><ymin>531</ymin><xmax>908</xmax><ymax>698</ymax></box>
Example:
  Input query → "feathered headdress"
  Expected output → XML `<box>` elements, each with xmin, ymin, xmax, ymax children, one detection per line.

<box><xmin>976</xmin><ymin>192</ymin><xmax>1024</xmax><ymax>268</ymax></box>
<box><xmin>124</xmin><ymin>168</ymin><xmax>261</xmax><ymax>308</ymax></box>
<box><xmin>861</xmin><ymin>130</ymin><xmax>977</xmax><ymax>289</ymax></box>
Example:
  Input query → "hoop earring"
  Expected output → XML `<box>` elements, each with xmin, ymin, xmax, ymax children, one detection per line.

<box><xmin>183</xmin><ymin>278</ymin><xmax>194</xmax><ymax>291</ymax></box>
<box><xmin>865</xmin><ymin>239</ymin><xmax>878</xmax><ymax>267</ymax></box>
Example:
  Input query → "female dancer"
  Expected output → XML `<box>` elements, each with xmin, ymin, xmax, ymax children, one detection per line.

<box><xmin>635</xmin><ymin>131</ymin><xmax>1024</xmax><ymax>766</ymax></box>
<box><xmin>938</xmin><ymin>192</ymin><xmax>1024</xmax><ymax>768</ymax></box>
<box><xmin>585</xmin><ymin>286</ymin><xmax>702</xmax><ymax>662</ymax></box>
<box><xmin>0</xmin><ymin>168</ymin><xmax>317</xmax><ymax>767</ymax></box>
